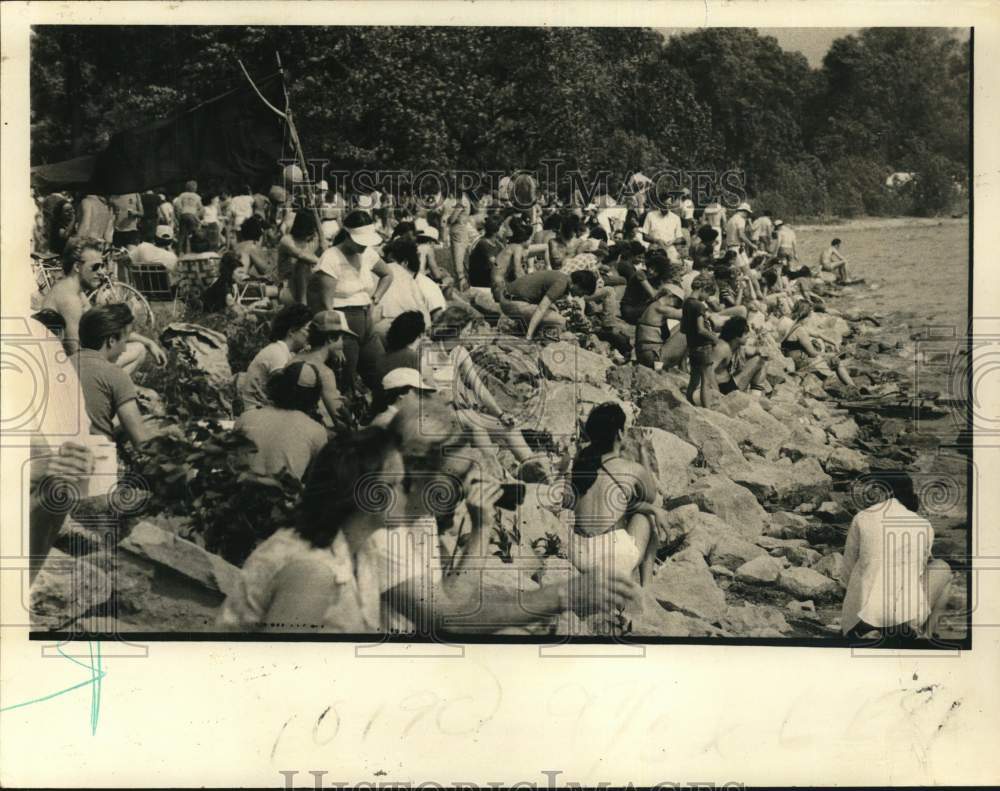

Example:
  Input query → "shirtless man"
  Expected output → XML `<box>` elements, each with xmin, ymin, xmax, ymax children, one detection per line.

<box><xmin>42</xmin><ymin>238</ymin><xmax>165</xmax><ymax>374</ymax></box>
<box><xmin>707</xmin><ymin>316</ymin><xmax>767</xmax><ymax>402</ymax></box>
<box><xmin>819</xmin><ymin>238</ymin><xmax>850</xmax><ymax>283</ymax></box>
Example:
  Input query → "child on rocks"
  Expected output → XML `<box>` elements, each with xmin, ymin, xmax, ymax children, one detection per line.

<box><xmin>682</xmin><ymin>273</ymin><xmax>721</xmax><ymax>408</ymax></box>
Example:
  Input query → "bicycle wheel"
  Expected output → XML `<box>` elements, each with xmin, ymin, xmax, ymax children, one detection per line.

<box><xmin>90</xmin><ymin>281</ymin><xmax>156</xmax><ymax>334</ymax></box>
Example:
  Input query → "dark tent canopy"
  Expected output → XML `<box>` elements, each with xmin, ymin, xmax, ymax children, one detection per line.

<box><xmin>31</xmin><ymin>72</ymin><xmax>287</xmax><ymax>194</ymax></box>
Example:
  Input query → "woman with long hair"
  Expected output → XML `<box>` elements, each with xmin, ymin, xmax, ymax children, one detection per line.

<box><xmin>567</xmin><ymin>402</ymin><xmax>668</xmax><ymax>589</ymax></box>
<box><xmin>218</xmin><ymin>427</ymin><xmax>406</xmax><ymax>632</ymax></box>
<box><xmin>307</xmin><ymin>210</ymin><xmax>394</xmax><ymax>393</ymax></box>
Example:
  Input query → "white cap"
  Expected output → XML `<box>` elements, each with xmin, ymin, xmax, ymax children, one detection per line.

<box><xmin>381</xmin><ymin>368</ymin><xmax>437</xmax><ymax>392</ymax></box>
<box><xmin>736</xmin><ymin>201</ymin><xmax>752</xmax><ymax>213</ymax></box>
<box><xmin>155</xmin><ymin>225</ymin><xmax>174</xmax><ymax>240</ymax></box>
<box><xmin>357</xmin><ymin>194</ymin><xmax>374</xmax><ymax>209</ymax></box>
<box><xmin>317</xmin><ymin>179</ymin><xmax>329</xmax><ymax>191</ymax></box>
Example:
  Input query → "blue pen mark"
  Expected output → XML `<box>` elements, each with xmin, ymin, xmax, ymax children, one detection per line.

<box><xmin>1</xmin><ymin>641</ymin><xmax>105</xmax><ymax>734</ymax></box>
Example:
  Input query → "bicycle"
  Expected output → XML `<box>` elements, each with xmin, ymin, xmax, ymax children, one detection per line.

<box><xmin>87</xmin><ymin>246</ymin><xmax>156</xmax><ymax>334</ymax></box>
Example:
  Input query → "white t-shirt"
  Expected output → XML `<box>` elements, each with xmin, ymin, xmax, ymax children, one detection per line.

<box><xmin>641</xmin><ymin>210</ymin><xmax>682</xmax><ymax>246</ymax></box>
<box><xmin>375</xmin><ymin>263</ymin><xmax>430</xmax><ymax>324</ymax></box>
<box><xmin>315</xmin><ymin>246</ymin><xmax>375</xmax><ymax>308</ymax></box>
<box><xmin>415</xmin><ymin>274</ymin><xmax>447</xmax><ymax>315</ymax></box>
<box><xmin>680</xmin><ymin>198</ymin><xmax>695</xmax><ymax>221</ymax></box>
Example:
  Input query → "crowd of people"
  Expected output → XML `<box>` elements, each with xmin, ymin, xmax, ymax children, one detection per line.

<box><xmin>27</xmin><ymin>173</ymin><xmax>952</xmax><ymax>640</ymax></box>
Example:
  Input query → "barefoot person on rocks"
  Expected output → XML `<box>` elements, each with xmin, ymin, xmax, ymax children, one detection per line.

<box><xmin>708</xmin><ymin>316</ymin><xmax>768</xmax><ymax>400</ymax></box>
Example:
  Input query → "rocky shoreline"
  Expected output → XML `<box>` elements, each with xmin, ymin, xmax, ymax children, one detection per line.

<box><xmin>32</xmin><ymin>274</ymin><xmax>969</xmax><ymax>640</ymax></box>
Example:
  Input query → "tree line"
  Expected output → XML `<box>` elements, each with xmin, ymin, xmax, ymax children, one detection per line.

<box><xmin>30</xmin><ymin>26</ymin><xmax>970</xmax><ymax>218</ymax></box>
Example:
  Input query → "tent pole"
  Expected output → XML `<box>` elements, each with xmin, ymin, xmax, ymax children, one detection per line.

<box><xmin>275</xmin><ymin>52</ymin><xmax>327</xmax><ymax>251</ymax></box>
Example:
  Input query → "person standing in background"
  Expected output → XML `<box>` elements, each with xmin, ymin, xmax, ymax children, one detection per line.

<box><xmin>173</xmin><ymin>180</ymin><xmax>204</xmax><ymax>254</ymax></box>
<box><xmin>76</xmin><ymin>193</ymin><xmax>115</xmax><ymax>244</ymax></box>
<box><xmin>110</xmin><ymin>192</ymin><xmax>144</xmax><ymax>250</ymax></box>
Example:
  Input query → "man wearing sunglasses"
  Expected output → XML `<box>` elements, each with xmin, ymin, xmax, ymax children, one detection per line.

<box><xmin>41</xmin><ymin>237</ymin><xmax>166</xmax><ymax>375</ymax></box>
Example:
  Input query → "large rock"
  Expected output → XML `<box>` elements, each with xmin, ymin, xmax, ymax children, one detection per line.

<box><xmin>728</xmin><ymin>457</ymin><xmax>833</xmax><ymax>509</ymax></box>
<box><xmin>648</xmin><ymin>549</ymin><xmax>727</xmax><ymax>623</ymax></box>
<box><xmin>535</xmin><ymin>381</ymin><xmax>633</xmax><ymax>442</ymax></box>
<box><xmin>120</xmin><ymin>521</ymin><xmax>241</xmax><ymax>598</ymax></box>
<box><xmin>823</xmin><ymin>446</ymin><xmax>869</xmax><ymax>476</ymax></box>
<box><xmin>606</xmin><ymin>364</ymin><xmax>672</xmax><ymax>395</ymax></box>
<box><xmin>716</xmin><ymin>395</ymin><xmax>792</xmax><ymax>456</ymax></box>
<box><xmin>813</xmin><ymin>552</ymin><xmax>847</xmax><ymax>586</ymax></box>
<box><xmin>721</xmin><ymin>604</ymin><xmax>792</xmax><ymax>637</ymax></box>
<box><xmin>31</xmin><ymin>548</ymin><xmax>111</xmax><ymax>630</ymax></box>
<box><xmin>708</xmin><ymin>534</ymin><xmax>768</xmax><ymax>571</ymax></box>
<box><xmin>735</xmin><ymin>554</ymin><xmax>783</xmax><ymax>585</ymax></box>
<box><xmin>777</xmin><ymin>567</ymin><xmax>840</xmax><ymax>600</ymax></box>
<box><xmin>628</xmin><ymin>590</ymin><xmax>716</xmax><ymax>637</ymax></box>
<box><xmin>673</xmin><ymin>508</ymin><xmax>732</xmax><ymax>556</ymax></box>
<box><xmin>540</xmin><ymin>342</ymin><xmax>612</xmax><ymax>385</ymax></box>
<box><xmin>815</xmin><ymin>500</ymin><xmax>850</xmax><ymax>524</ymax></box>
<box><xmin>690</xmin><ymin>475</ymin><xmax>769</xmax><ymax>538</ymax></box>
<box><xmin>800</xmin><ymin>313</ymin><xmax>851</xmax><ymax>346</ymax></box>
<box><xmin>828</xmin><ymin>418</ymin><xmax>860</xmax><ymax>444</ymax></box>
<box><xmin>621</xmin><ymin>426</ymin><xmax>697</xmax><ymax>498</ymax></box>
<box><xmin>637</xmin><ymin>387</ymin><xmax>747</xmax><ymax>471</ymax></box>
<box><xmin>768</xmin><ymin>511</ymin><xmax>811</xmax><ymax>539</ymax></box>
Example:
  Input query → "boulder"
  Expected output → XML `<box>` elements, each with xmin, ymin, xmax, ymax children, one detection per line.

<box><xmin>676</xmin><ymin>510</ymin><xmax>733</xmax><ymax>557</ymax></box>
<box><xmin>606</xmin><ymin>364</ymin><xmax>672</xmax><ymax>395</ymax></box>
<box><xmin>689</xmin><ymin>476</ymin><xmax>769</xmax><ymax>539</ymax></box>
<box><xmin>769</xmin><ymin>511</ymin><xmax>811</xmax><ymax>539</ymax></box>
<box><xmin>777</xmin><ymin>567</ymin><xmax>840</xmax><ymax>601</ymax></box>
<box><xmin>815</xmin><ymin>500</ymin><xmax>850</xmax><ymax>524</ymax></box>
<box><xmin>648</xmin><ymin>550</ymin><xmax>727</xmax><ymax>622</ymax></box>
<box><xmin>721</xmin><ymin>604</ymin><xmax>792</xmax><ymax>637</ymax></box>
<box><xmin>637</xmin><ymin>387</ymin><xmax>747</xmax><ymax>471</ymax></box>
<box><xmin>621</xmin><ymin>426</ymin><xmax>698</xmax><ymax>498</ymax></box>
<box><xmin>716</xmin><ymin>395</ymin><xmax>792</xmax><ymax>456</ymax></box>
<box><xmin>756</xmin><ymin>535</ymin><xmax>811</xmax><ymax>551</ymax></box>
<box><xmin>813</xmin><ymin>552</ymin><xmax>847</xmax><ymax>586</ymax></box>
<box><xmin>823</xmin><ymin>446</ymin><xmax>869</xmax><ymax>476</ymax></box>
<box><xmin>777</xmin><ymin>545</ymin><xmax>822</xmax><ymax>567</ymax></box>
<box><xmin>535</xmin><ymin>381</ymin><xmax>632</xmax><ymax>441</ymax></box>
<box><xmin>31</xmin><ymin>548</ymin><xmax>112</xmax><ymax>630</ymax></box>
<box><xmin>708</xmin><ymin>534</ymin><xmax>768</xmax><ymax>571</ymax></box>
<box><xmin>735</xmin><ymin>554</ymin><xmax>783</xmax><ymax>585</ymax></box>
<box><xmin>628</xmin><ymin>590</ymin><xmax>707</xmax><ymax>637</ymax></box>
<box><xmin>709</xmin><ymin>565</ymin><xmax>736</xmax><ymax>578</ymax></box>
<box><xmin>540</xmin><ymin>341</ymin><xmax>613</xmax><ymax>385</ymax></box>
<box><xmin>829</xmin><ymin>418</ymin><xmax>860</xmax><ymax>443</ymax></box>
<box><xmin>727</xmin><ymin>457</ymin><xmax>832</xmax><ymax>510</ymax></box>
<box><xmin>787</xmin><ymin>599</ymin><xmax>818</xmax><ymax>617</ymax></box>
<box><xmin>119</xmin><ymin>521</ymin><xmax>241</xmax><ymax>598</ymax></box>
<box><xmin>800</xmin><ymin>313</ymin><xmax>851</xmax><ymax>346</ymax></box>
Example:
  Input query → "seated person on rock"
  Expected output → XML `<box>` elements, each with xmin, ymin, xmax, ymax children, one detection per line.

<box><xmin>705</xmin><ymin>316</ymin><xmax>768</xmax><ymax>402</ymax></box>
<box><xmin>496</xmin><ymin>268</ymin><xmax>598</xmax><ymax>341</ymax></box>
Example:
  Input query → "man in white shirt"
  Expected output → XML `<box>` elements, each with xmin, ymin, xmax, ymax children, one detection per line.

<box><xmin>131</xmin><ymin>225</ymin><xmax>180</xmax><ymax>285</ymax></box>
<box><xmin>640</xmin><ymin>199</ymin><xmax>682</xmax><ymax>254</ymax></box>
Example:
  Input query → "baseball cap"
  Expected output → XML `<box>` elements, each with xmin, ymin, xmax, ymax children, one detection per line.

<box><xmin>736</xmin><ymin>201</ymin><xmax>753</xmax><ymax>213</ymax></box>
<box><xmin>155</xmin><ymin>225</ymin><xmax>175</xmax><ymax>241</ymax></box>
<box><xmin>311</xmin><ymin>309</ymin><xmax>358</xmax><ymax>337</ymax></box>
<box><xmin>381</xmin><ymin>367</ymin><xmax>437</xmax><ymax>392</ymax></box>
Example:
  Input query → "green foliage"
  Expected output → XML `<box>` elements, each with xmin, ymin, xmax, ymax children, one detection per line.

<box><xmin>133</xmin><ymin>418</ymin><xmax>303</xmax><ymax>566</ymax></box>
<box><xmin>30</xmin><ymin>25</ymin><xmax>969</xmax><ymax>218</ymax></box>
<box><xmin>135</xmin><ymin>344</ymin><xmax>232</xmax><ymax>421</ymax></box>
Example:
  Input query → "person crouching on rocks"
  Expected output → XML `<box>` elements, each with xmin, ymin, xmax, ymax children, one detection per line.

<box><xmin>707</xmin><ymin>316</ymin><xmax>768</xmax><ymax>401</ymax></box>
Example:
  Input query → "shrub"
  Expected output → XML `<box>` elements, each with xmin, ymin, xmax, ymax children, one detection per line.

<box><xmin>133</xmin><ymin>419</ymin><xmax>303</xmax><ymax>566</ymax></box>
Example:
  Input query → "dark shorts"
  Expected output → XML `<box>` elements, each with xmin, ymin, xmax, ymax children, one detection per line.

<box><xmin>113</xmin><ymin>229</ymin><xmax>140</xmax><ymax>247</ymax></box>
<box><xmin>636</xmin><ymin>342</ymin><xmax>661</xmax><ymax>368</ymax></box>
<box><xmin>687</xmin><ymin>343</ymin><xmax>714</xmax><ymax>368</ymax></box>
<box><xmin>718</xmin><ymin>378</ymin><xmax>740</xmax><ymax>395</ymax></box>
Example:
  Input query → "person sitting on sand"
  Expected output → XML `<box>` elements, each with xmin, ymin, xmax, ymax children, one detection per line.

<box><xmin>708</xmin><ymin>316</ymin><xmax>767</xmax><ymax>400</ymax></box>
<box><xmin>842</xmin><ymin>469</ymin><xmax>953</xmax><ymax>641</ymax></box>
<box><xmin>682</xmin><ymin>273</ymin><xmax>721</xmax><ymax>408</ymax></box>
<box><xmin>819</xmin><ymin>238</ymin><xmax>850</xmax><ymax>284</ymax></box>
<box><xmin>567</xmin><ymin>403</ymin><xmax>671</xmax><ymax>597</ymax></box>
